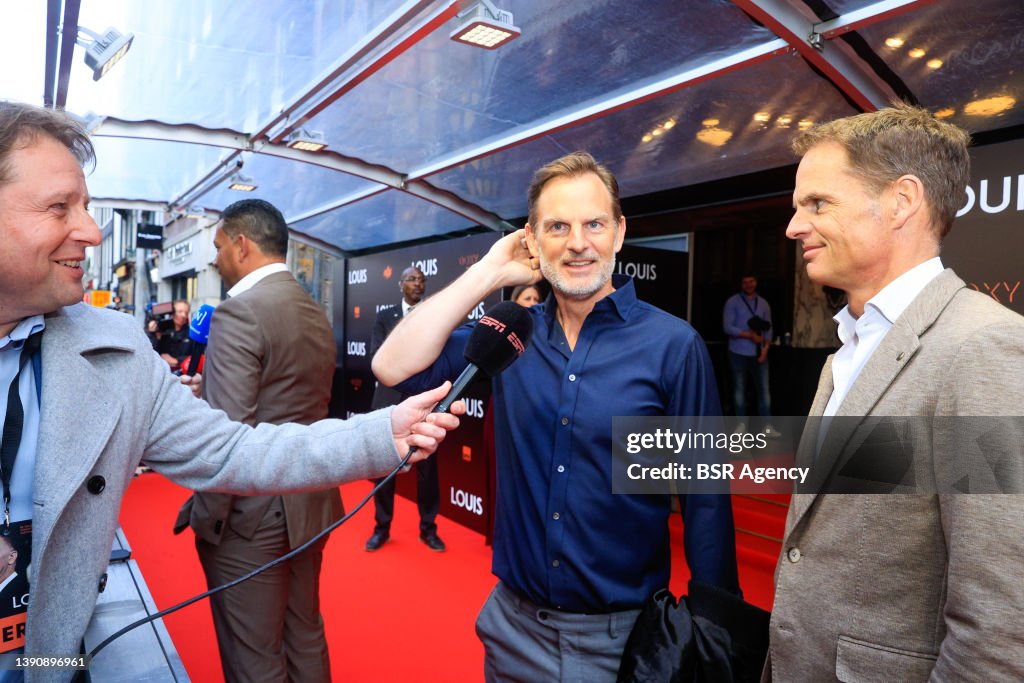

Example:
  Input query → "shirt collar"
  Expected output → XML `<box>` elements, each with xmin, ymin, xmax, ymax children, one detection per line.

<box><xmin>833</xmin><ymin>257</ymin><xmax>944</xmax><ymax>342</ymax></box>
<box><xmin>0</xmin><ymin>315</ymin><xmax>46</xmax><ymax>352</ymax></box>
<box><xmin>542</xmin><ymin>274</ymin><xmax>636</xmax><ymax>326</ymax></box>
<box><xmin>227</xmin><ymin>262</ymin><xmax>289</xmax><ymax>298</ymax></box>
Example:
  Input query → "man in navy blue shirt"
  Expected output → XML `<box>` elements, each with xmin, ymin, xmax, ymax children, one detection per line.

<box><xmin>374</xmin><ymin>152</ymin><xmax>738</xmax><ymax>681</ymax></box>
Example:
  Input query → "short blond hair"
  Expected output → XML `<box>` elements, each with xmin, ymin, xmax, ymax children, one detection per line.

<box><xmin>793</xmin><ymin>102</ymin><xmax>970</xmax><ymax>239</ymax></box>
<box><xmin>527</xmin><ymin>151</ymin><xmax>621</xmax><ymax>228</ymax></box>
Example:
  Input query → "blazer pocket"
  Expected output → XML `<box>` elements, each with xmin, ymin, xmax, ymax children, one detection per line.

<box><xmin>836</xmin><ymin>635</ymin><xmax>936</xmax><ymax>682</ymax></box>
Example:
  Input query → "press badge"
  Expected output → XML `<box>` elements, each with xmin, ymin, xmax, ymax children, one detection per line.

<box><xmin>0</xmin><ymin>521</ymin><xmax>31</xmax><ymax>653</ymax></box>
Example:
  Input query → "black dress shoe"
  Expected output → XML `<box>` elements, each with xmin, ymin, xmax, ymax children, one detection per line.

<box><xmin>365</xmin><ymin>531</ymin><xmax>389</xmax><ymax>552</ymax></box>
<box><xmin>420</xmin><ymin>533</ymin><xmax>446</xmax><ymax>552</ymax></box>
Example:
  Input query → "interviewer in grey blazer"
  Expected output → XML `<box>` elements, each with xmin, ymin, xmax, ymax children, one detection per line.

<box><xmin>0</xmin><ymin>101</ymin><xmax>461</xmax><ymax>682</ymax></box>
<box><xmin>766</xmin><ymin>104</ymin><xmax>1024</xmax><ymax>681</ymax></box>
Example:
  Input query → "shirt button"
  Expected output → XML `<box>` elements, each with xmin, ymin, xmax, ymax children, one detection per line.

<box><xmin>552</xmin><ymin>512</ymin><xmax>560</xmax><ymax>520</ymax></box>
<box><xmin>560</xmin><ymin>417</ymin><xmax>569</xmax><ymax>426</ymax></box>
<box><xmin>787</xmin><ymin>547</ymin><xmax>802</xmax><ymax>563</ymax></box>
<box><xmin>87</xmin><ymin>475</ymin><xmax>106</xmax><ymax>494</ymax></box>
<box><xmin>568</xmin><ymin>374</ymin><xmax>576</xmax><ymax>381</ymax></box>
<box><xmin>552</xmin><ymin>560</ymin><xmax>560</xmax><ymax>568</ymax></box>
<box><xmin>557</xmin><ymin>465</ymin><xmax>565</xmax><ymax>473</ymax></box>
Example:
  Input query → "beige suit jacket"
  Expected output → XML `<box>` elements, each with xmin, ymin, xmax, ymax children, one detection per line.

<box><xmin>766</xmin><ymin>270</ymin><xmax>1024</xmax><ymax>682</ymax></box>
<box><xmin>177</xmin><ymin>270</ymin><xmax>342</xmax><ymax>548</ymax></box>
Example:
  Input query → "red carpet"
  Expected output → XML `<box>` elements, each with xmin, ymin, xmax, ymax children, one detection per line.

<box><xmin>118</xmin><ymin>474</ymin><xmax>781</xmax><ymax>681</ymax></box>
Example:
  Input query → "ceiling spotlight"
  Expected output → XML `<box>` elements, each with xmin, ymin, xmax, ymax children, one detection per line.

<box><xmin>908</xmin><ymin>48</ymin><xmax>926</xmax><ymax>59</ymax></box>
<box><xmin>963</xmin><ymin>96</ymin><xmax>1016</xmax><ymax>117</ymax></box>
<box><xmin>697</xmin><ymin>128</ymin><xmax>732</xmax><ymax>147</ymax></box>
<box><xmin>884</xmin><ymin>37</ymin><xmax>905</xmax><ymax>48</ymax></box>
<box><xmin>450</xmin><ymin>0</ymin><xmax>520</xmax><ymax>50</ymax></box>
<box><xmin>753</xmin><ymin>112</ymin><xmax>771</xmax><ymax>123</ymax></box>
<box><xmin>642</xmin><ymin>133</ymin><xmax>653</xmax><ymax>143</ymax></box>
<box><xmin>77</xmin><ymin>26</ymin><xmax>134</xmax><ymax>81</ymax></box>
<box><xmin>286</xmin><ymin>129</ymin><xmax>328</xmax><ymax>152</ymax></box>
<box><xmin>227</xmin><ymin>173</ymin><xmax>257</xmax><ymax>192</ymax></box>
<box><xmin>926</xmin><ymin>59</ymin><xmax>943</xmax><ymax>70</ymax></box>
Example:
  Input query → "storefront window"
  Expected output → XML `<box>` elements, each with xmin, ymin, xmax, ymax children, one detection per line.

<box><xmin>288</xmin><ymin>240</ymin><xmax>334</xmax><ymax>323</ymax></box>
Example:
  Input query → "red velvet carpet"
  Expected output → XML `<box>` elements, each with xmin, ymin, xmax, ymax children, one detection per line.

<box><xmin>118</xmin><ymin>474</ymin><xmax>781</xmax><ymax>682</ymax></box>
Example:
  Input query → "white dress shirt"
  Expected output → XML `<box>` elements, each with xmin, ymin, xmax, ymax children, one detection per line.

<box><xmin>226</xmin><ymin>262</ymin><xmax>290</xmax><ymax>298</ymax></box>
<box><xmin>0</xmin><ymin>315</ymin><xmax>45</xmax><ymax>524</ymax></box>
<box><xmin>823</xmin><ymin>257</ymin><xmax>945</xmax><ymax>417</ymax></box>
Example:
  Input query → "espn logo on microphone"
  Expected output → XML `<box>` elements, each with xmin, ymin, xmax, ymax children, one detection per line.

<box><xmin>480</xmin><ymin>315</ymin><xmax>526</xmax><ymax>355</ymax></box>
<box><xmin>508</xmin><ymin>333</ymin><xmax>525</xmax><ymax>355</ymax></box>
<box><xmin>479</xmin><ymin>315</ymin><xmax>506</xmax><ymax>333</ymax></box>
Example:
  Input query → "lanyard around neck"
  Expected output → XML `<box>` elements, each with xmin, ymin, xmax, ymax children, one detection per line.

<box><xmin>1</xmin><ymin>330</ymin><xmax>42</xmax><ymax>534</ymax></box>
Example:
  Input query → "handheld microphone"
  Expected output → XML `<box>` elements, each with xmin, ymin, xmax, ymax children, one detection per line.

<box><xmin>184</xmin><ymin>304</ymin><xmax>215</xmax><ymax>375</ymax></box>
<box><xmin>434</xmin><ymin>301</ymin><xmax>534</xmax><ymax>414</ymax></box>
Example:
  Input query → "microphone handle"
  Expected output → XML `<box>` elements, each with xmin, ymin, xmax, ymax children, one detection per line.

<box><xmin>404</xmin><ymin>362</ymin><xmax>480</xmax><ymax>461</ymax></box>
<box><xmin>187</xmin><ymin>343</ymin><xmax>207</xmax><ymax>376</ymax></box>
<box><xmin>433</xmin><ymin>362</ymin><xmax>479</xmax><ymax>414</ymax></box>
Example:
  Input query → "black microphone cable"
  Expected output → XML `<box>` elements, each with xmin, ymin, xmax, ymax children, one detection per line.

<box><xmin>89</xmin><ymin>444</ymin><xmax>418</xmax><ymax>659</ymax></box>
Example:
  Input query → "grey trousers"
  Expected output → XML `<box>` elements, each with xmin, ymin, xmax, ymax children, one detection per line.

<box><xmin>196</xmin><ymin>497</ymin><xmax>331</xmax><ymax>683</ymax></box>
<box><xmin>476</xmin><ymin>582</ymin><xmax>642</xmax><ymax>683</ymax></box>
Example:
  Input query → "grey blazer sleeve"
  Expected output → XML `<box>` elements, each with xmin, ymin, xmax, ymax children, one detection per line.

<box><xmin>141</xmin><ymin>332</ymin><xmax>403</xmax><ymax>493</ymax></box>
<box><xmin>930</xmin><ymin>321</ymin><xmax>1024</xmax><ymax>679</ymax></box>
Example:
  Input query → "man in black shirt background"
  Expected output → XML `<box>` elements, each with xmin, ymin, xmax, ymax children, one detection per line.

<box><xmin>157</xmin><ymin>298</ymin><xmax>194</xmax><ymax>371</ymax></box>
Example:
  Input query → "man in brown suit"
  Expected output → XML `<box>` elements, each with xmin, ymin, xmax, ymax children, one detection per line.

<box><xmin>766</xmin><ymin>104</ymin><xmax>1024</xmax><ymax>680</ymax></box>
<box><xmin>175</xmin><ymin>199</ymin><xmax>341</xmax><ymax>682</ymax></box>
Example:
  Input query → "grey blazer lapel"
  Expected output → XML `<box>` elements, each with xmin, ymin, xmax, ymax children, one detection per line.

<box><xmin>788</xmin><ymin>355</ymin><xmax>833</xmax><ymax>529</ymax></box>
<box><xmin>33</xmin><ymin>308</ymin><xmax>124</xmax><ymax>536</ymax></box>
<box><xmin>787</xmin><ymin>270</ymin><xmax>965</xmax><ymax>533</ymax></box>
<box><xmin>835</xmin><ymin>270</ymin><xmax>963</xmax><ymax>419</ymax></box>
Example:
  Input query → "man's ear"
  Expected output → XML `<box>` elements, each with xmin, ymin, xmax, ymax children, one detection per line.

<box><xmin>524</xmin><ymin>225</ymin><xmax>538</xmax><ymax>256</ymax></box>
<box><xmin>891</xmin><ymin>174</ymin><xmax>925</xmax><ymax>227</ymax></box>
<box><xmin>235</xmin><ymin>233</ymin><xmax>251</xmax><ymax>261</ymax></box>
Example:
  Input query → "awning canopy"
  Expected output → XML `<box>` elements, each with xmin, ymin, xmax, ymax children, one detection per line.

<box><xmin>5</xmin><ymin>0</ymin><xmax>1021</xmax><ymax>252</ymax></box>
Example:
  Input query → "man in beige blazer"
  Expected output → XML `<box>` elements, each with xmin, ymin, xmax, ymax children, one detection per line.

<box><xmin>767</xmin><ymin>104</ymin><xmax>1024</xmax><ymax>680</ymax></box>
<box><xmin>176</xmin><ymin>199</ymin><xmax>341</xmax><ymax>682</ymax></box>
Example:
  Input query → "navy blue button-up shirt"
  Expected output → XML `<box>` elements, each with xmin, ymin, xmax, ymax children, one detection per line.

<box><xmin>397</xmin><ymin>275</ymin><xmax>738</xmax><ymax>612</ymax></box>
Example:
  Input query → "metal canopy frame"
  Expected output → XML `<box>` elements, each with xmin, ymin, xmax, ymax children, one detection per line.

<box><xmin>730</xmin><ymin>0</ymin><xmax>937</xmax><ymax>110</ymax></box>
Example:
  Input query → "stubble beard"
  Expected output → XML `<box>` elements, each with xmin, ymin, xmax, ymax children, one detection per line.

<box><xmin>539</xmin><ymin>250</ymin><xmax>616</xmax><ymax>301</ymax></box>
